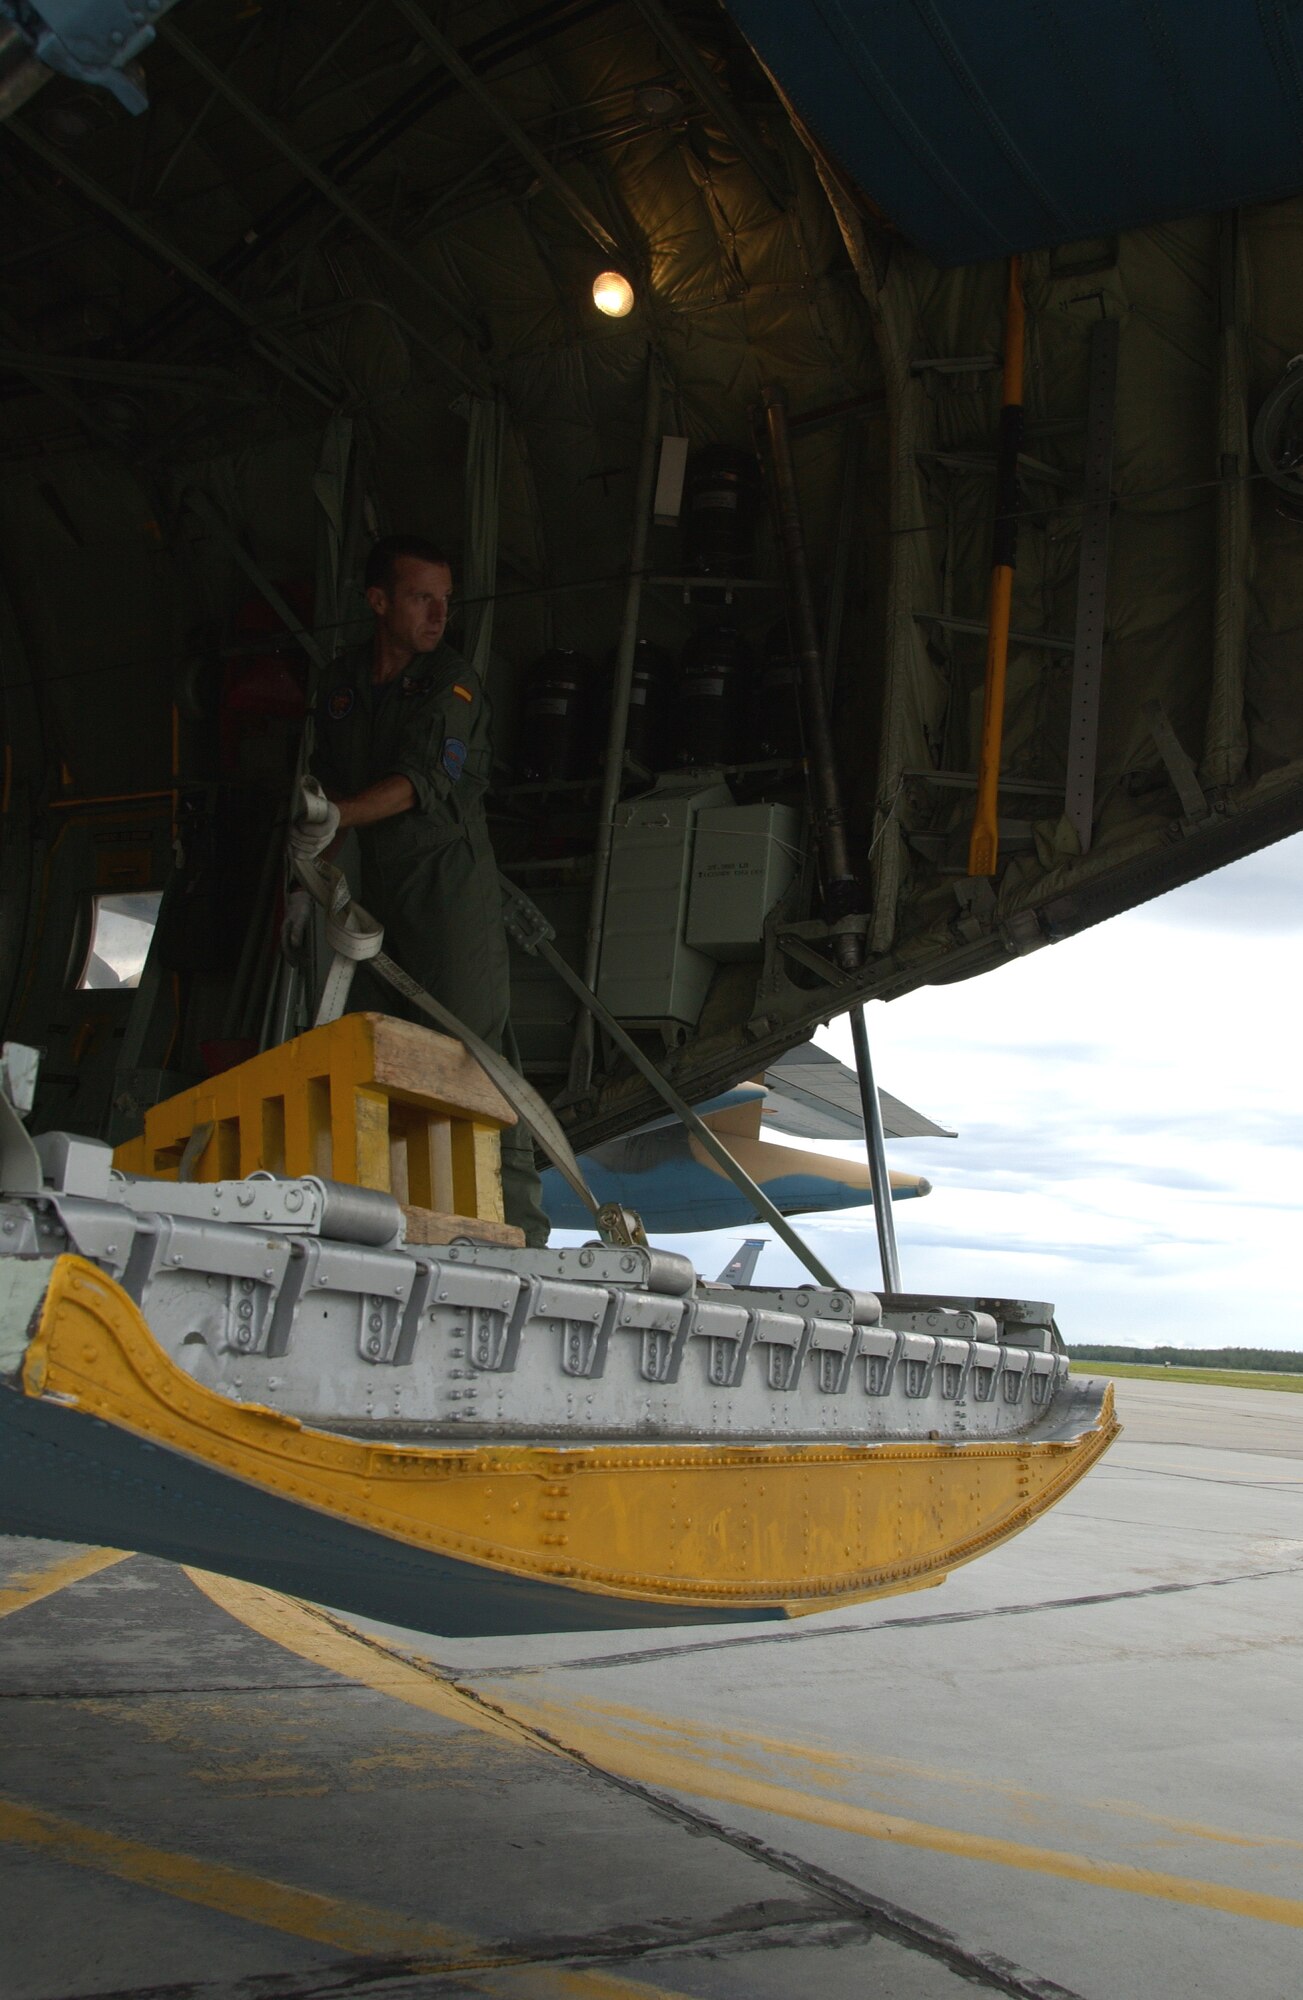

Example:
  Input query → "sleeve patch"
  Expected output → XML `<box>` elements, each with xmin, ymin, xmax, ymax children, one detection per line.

<box><xmin>442</xmin><ymin>736</ymin><xmax>468</xmax><ymax>783</ymax></box>
<box><xmin>327</xmin><ymin>687</ymin><xmax>354</xmax><ymax>720</ymax></box>
<box><xmin>452</xmin><ymin>683</ymin><xmax>473</xmax><ymax>702</ymax></box>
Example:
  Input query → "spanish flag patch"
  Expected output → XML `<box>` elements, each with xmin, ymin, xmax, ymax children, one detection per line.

<box><xmin>453</xmin><ymin>683</ymin><xmax>473</xmax><ymax>703</ymax></box>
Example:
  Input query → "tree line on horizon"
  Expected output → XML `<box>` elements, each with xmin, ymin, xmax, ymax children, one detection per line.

<box><xmin>1067</xmin><ymin>1345</ymin><xmax>1303</xmax><ymax>1372</ymax></box>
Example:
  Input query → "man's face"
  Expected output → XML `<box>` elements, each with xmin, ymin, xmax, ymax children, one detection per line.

<box><xmin>368</xmin><ymin>555</ymin><xmax>453</xmax><ymax>655</ymax></box>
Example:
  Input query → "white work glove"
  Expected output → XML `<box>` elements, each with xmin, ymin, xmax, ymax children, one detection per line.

<box><xmin>287</xmin><ymin>777</ymin><xmax>340</xmax><ymax>862</ymax></box>
<box><xmin>281</xmin><ymin>886</ymin><xmax>313</xmax><ymax>955</ymax></box>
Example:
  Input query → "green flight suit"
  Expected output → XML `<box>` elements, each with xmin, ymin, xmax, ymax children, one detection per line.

<box><xmin>312</xmin><ymin>640</ymin><xmax>549</xmax><ymax>1246</ymax></box>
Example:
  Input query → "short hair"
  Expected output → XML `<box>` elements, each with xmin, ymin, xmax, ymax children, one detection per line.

<box><xmin>364</xmin><ymin>535</ymin><xmax>452</xmax><ymax>595</ymax></box>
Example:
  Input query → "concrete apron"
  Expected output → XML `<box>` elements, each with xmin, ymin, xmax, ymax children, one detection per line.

<box><xmin>3</xmin><ymin>1374</ymin><xmax>1303</xmax><ymax>1999</ymax></box>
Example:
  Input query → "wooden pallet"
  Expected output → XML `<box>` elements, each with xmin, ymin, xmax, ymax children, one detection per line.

<box><xmin>113</xmin><ymin>1012</ymin><xmax>524</xmax><ymax>1247</ymax></box>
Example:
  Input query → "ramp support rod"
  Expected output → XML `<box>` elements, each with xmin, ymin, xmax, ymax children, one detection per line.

<box><xmin>569</xmin><ymin>356</ymin><xmax>662</xmax><ymax>1094</ymax></box>
<box><xmin>850</xmin><ymin>1004</ymin><xmax>901</xmax><ymax>1294</ymax></box>
<box><xmin>761</xmin><ymin>382</ymin><xmax>862</xmax><ymax>970</ymax></box>
<box><xmin>1063</xmin><ymin>318</ymin><xmax>1119</xmax><ymax>853</ymax></box>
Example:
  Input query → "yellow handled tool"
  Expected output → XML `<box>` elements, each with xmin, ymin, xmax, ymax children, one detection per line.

<box><xmin>969</xmin><ymin>255</ymin><xmax>1025</xmax><ymax>877</ymax></box>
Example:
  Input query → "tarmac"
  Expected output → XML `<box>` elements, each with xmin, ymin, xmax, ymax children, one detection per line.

<box><xmin>4</xmin><ymin>1373</ymin><xmax>1303</xmax><ymax>1999</ymax></box>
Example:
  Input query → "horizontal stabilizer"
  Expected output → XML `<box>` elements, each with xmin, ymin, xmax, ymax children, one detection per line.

<box><xmin>761</xmin><ymin>1042</ymin><xmax>954</xmax><ymax>1142</ymax></box>
<box><xmin>542</xmin><ymin>1116</ymin><xmax>933</xmax><ymax>1235</ymax></box>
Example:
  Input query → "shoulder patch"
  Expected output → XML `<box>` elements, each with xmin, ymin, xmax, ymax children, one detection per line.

<box><xmin>442</xmin><ymin>736</ymin><xmax>468</xmax><ymax>783</ymax></box>
<box><xmin>453</xmin><ymin>683</ymin><xmax>474</xmax><ymax>703</ymax></box>
<box><xmin>327</xmin><ymin>686</ymin><xmax>354</xmax><ymax>720</ymax></box>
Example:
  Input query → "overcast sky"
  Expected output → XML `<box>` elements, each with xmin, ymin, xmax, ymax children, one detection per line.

<box><xmin>646</xmin><ymin>831</ymin><xmax>1303</xmax><ymax>1351</ymax></box>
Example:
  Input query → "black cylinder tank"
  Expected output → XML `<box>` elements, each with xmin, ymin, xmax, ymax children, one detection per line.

<box><xmin>682</xmin><ymin>445</ymin><xmax>758</xmax><ymax>577</ymax></box>
<box><xmin>670</xmin><ymin>625</ymin><xmax>745</xmax><ymax>768</ymax></box>
<box><xmin>518</xmin><ymin>648</ymin><xmax>592</xmax><ymax>781</ymax></box>
<box><xmin>622</xmin><ymin>639</ymin><xmax>672</xmax><ymax>772</ymax></box>
<box><xmin>749</xmin><ymin>621</ymin><xmax>804</xmax><ymax>761</ymax></box>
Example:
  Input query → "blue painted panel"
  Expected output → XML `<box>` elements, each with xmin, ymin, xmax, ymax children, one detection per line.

<box><xmin>723</xmin><ymin>1</ymin><xmax>1303</xmax><ymax>263</ymax></box>
<box><xmin>0</xmin><ymin>1386</ymin><xmax>779</xmax><ymax>1638</ymax></box>
<box><xmin>541</xmin><ymin>1152</ymin><xmax>925</xmax><ymax>1234</ymax></box>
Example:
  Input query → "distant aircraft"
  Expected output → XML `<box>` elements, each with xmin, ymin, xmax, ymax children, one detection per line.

<box><xmin>714</xmin><ymin>1239</ymin><xmax>767</xmax><ymax>1285</ymax></box>
<box><xmin>541</xmin><ymin>1040</ymin><xmax>952</xmax><ymax>1234</ymax></box>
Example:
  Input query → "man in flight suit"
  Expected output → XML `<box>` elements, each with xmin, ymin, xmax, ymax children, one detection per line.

<box><xmin>310</xmin><ymin>534</ymin><xmax>549</xmax><ymax>1246</ymax></box>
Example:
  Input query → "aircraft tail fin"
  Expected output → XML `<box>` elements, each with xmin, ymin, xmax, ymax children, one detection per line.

<box><xmin>714</xmin><ymin>1238</ymin><xmax>766</xmax><ymax>1286</ymax></box>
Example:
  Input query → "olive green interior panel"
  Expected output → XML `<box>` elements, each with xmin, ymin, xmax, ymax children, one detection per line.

<box><xmin>1</xmin><ymin>2</ymin><xmax>1300</xmax><ymax>1145</ymax></box>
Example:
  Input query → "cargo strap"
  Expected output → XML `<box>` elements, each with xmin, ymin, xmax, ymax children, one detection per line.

<box><xmin>287</xmin><ymin>781</ymin><xmax>600</xmax><ymax>1225</ymax></box>
<box><xmin>499</xmin><ymin>877</ymin><xmax>842</xmax><ymax>1290</ymax></box>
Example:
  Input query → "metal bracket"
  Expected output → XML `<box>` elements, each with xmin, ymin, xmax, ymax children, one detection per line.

<box><xmin>953</xmin><ymin>876</ymin><xmax>998</xmax><ymax>928</ymax></box>
<box><xmin>859</xmin><ymin>1328</ymin><xmax>900</xmax><ymax>1396</ymax></box>
<box><xmin>523</xmin><ymin>1277</ymin><xmax>612</xmax><ymax>1380</ymax></box>
<box><xmin>811</xmin><ymin>1319</ymin><xmax>863</xmax><ymax>1396</ymax></box>
<box><xmin>692</xmin><ymin>1298</ymin><xmax>753</xmax><ymax>1389</ymax></box>
<box><xmin>969</xmin><ymin>1344</ymin><xmax>1003</xmax><ymax>1402</ymax></box>
<box><xmin>607</xmin><ymin>1288</ymin><xmax>688</xmax><ymax>1385</ymax></box>
<box><xmin>596</xmin><ymin>1202</ymin><xmax>649</xmax><ymax>1250</ymax></box>
<box><xmin>898</xmin><ymin>1330</ymin><xmax>939</xmax><ymax>1399</ymax></box>
<box><xmin>499</xmin><ymin>876</ymin><xmax>557</xmax><ymax>955</ymax></box>
<box><xmin>423</xmin><ymin>1263</ymin><xmax>521</xmax><ymax>1373</ymax></box>
<box><xmin>1000</xmin><ymin>908</ymin><xmax>1045</xmax><ymax>956</ymax></box>
<box><xmin>262</xmin><ymin>1236</ymin><xmax>414</xmax><ymax>1360</ymax></box>
<box><xmin>749</xmin><ymin>1309</ymin><xmax>809</xmax><ymax>1392</ymax></box>
<box><xmin>776</xmin><ymin>930</ymin><xmax>857</xmax><ymax>989</ymax></box>
<box><xmin>1144</xmin><ymin>699</ymin><xmax>1210</xmax><ymax>821</ymax></box>
<box><xmin>915</xmin><ymin>611</ymin><xmax>1073</xmax><ymax>655</ymax></box>
<box><xmin>130</xmin><ymin>1214</ymin><xmax>295</xmax><ymax>1355</ymax></box>
<box><xmin>933</xmin><ymin>1336</ymin><xmax>972</xmax><ymax>1401</ymax></box>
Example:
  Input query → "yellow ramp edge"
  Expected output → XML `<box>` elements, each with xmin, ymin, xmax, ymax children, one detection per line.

<box><xmin>23</xmin><ymin>1255</ymin><xmax>1119</xmax><ymax>1616</ymax></box>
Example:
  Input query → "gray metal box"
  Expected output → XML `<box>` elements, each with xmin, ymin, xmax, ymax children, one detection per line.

<box><xmin>597</xmin><ymin>779</ymin><xmax>731</xmax><ymax>1025</ymax></box>
<box><xmin>686</xmin><ymin>803</ymin><xmax>802</xmax><ymax>960</ymax></box>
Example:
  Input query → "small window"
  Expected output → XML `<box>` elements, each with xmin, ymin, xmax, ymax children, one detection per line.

<box><xmin>76</xmin><ymin>890</ymin><xmax>163</xmax><ymax>991</ymax></box>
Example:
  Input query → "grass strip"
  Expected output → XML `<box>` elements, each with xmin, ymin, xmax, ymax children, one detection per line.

<box><xmin>1069</xmin><ymin>1361</ymin><xmax>1303</xmax><ymax>1393</ymax></box>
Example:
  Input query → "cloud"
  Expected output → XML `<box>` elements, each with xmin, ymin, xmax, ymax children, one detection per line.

<box><xmin>594</xmin><ymin>830</ymin><xmax>1303</xmax><ymax>1352</ymax></box>
<box><xmin>1140</xmin><ymin>837</ymin><xmax>1303</xmax><ymax>934</ymax></box>
<box><xmin>953</xmin><ymin>1038</ymin><xmax>1111</xmax><ymax>1065</ymax></box>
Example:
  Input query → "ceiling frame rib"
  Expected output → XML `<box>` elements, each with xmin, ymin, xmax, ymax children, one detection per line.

<box><xmin>387</xmin><ymin>0</ymin><xmax>625</xmax><ymax>263</ymax></box>
<box><xmin>0</xmin><ymin>350</ymin><xmax>242</xmax><ymax>392</ymax></box>
<box><xmin>628</xmin><ymin>0</ymin><xmax>790</xmax><ymax>209</ymax></box>
<box><xmin>152</xmin><ymin>14</ymin><xmax>264</xmax><ymax>200</ymax></box>
<box><xmin>159</xmin><ymin>19</ymin><xmax>487</xmax><ymax>355</ymax></box>
<box><xmin>113</xmin><ymin>0</ymin><xmax>618</xmax><ymax>366</ymax></box>
<box><xmin>5</xmin><ymin>120</ymin><xmax>341</xmax><ymax>411</ymax></box>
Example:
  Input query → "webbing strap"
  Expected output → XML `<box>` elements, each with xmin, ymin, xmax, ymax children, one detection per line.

<box><xmin>286</xmin><ymin>788</ymin><xmax>598</xmax><ymax>1222</ymax></box>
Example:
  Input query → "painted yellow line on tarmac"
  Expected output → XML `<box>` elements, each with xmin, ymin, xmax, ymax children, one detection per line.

<box><xmin>0</xmin><ymin>1795</ymin><xmax>690</xmax><ymax>1999</ymax></box>
<box><xmin>497</xmin><ymin>1696</ymin><xmax>1303</xmax><ymax>1932</ymax></box>
<box><xmin>0</xmin><ymin>1794</ymin><xmax>464</xmax><ymax>1957</ymax></box>
<box><xmin>190</xmin><ymin>1571</ymin><xmax>1303</xmax><ymax>1934</ymax></box>
<box><xmin>511</xmin><ymin>1977</ymin><xmax>692</xmax><ymax>2000</ymax></box>
<box><xmin>0</xmin><ymin>1546</ymin><xmax>128</xmax><ymax>1619</ymax></box>
<box><xmin>543</xmin><ymin>1694</ymin><xmax>1303</xmax><ymax>1857</ymax></box>
<box><xmin>185</xmin><ymin>1568</ymin><xmax>550</xmax><ymax>1756</ymax></box>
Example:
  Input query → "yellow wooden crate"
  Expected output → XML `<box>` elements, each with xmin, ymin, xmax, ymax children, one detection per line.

<box><xmin>113</xmin><ymin>1012</ymin><xmax>524</xmax><ymax>1246</ymax></box>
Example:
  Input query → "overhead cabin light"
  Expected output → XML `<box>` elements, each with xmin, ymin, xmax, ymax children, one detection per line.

<box><xmin>592</xmin><ymin>270</ymin><xmax>635</xmax><ymax>318</ymax></box>
<box><xmin>635</xmin><ymin>84</ymin><xmax>685</xmax><ymax>122</ymax></box>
